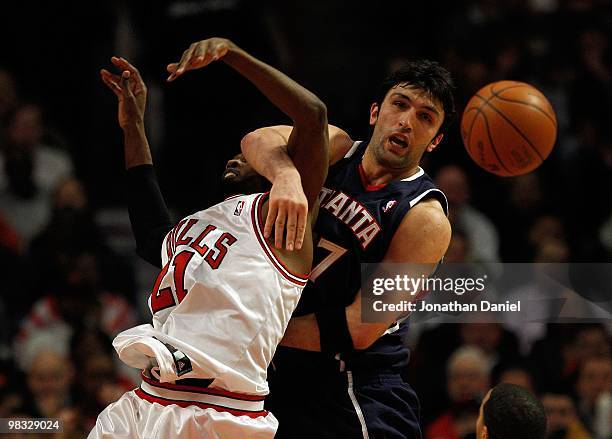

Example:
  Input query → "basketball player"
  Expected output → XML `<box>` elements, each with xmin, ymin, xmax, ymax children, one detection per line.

<box><xmin>92</xmin><ymin>37</ymin><xmax>328</xmax><ymax>438</ymax></box>
<box><xmin>476</xmin><ymin>384</ymin><xmax>547</xmax><ymax>439</ymax></box>
<box><xmin>241</xmin><ymin>61</ymin><xmax>455</xmax><ymax>437</ymax></box>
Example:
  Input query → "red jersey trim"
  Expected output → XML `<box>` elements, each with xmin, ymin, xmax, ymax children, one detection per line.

<box><xmin>358</xmin><ymin>164</ymin><xmax>388</xmax><ymax>192</ymax></box>
<box><xmin>250</xmin><ymin>193</ymin><xmax>309</xmax><ymax>287</ymax></box>
<box><xmin>134</xmin><ymin>388</ymin><xmax>269</xmax><ymax>419</ymax></box>
<box><xmin>141</xmin><ymin>372</ymin><xmax>264</xmax><ymax>402</ymax></box>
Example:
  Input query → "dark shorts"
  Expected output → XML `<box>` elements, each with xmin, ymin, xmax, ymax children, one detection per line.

<box><xmin>266</xmin><ymin>359</ymin><xmax>422</xmax><ymax>439</ymax></box>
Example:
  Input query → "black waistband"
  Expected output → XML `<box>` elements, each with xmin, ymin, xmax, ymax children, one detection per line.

<box><xmin>144</xmin><ymin>367</ymin><xmax>213</xmax><ymax>388</ymax></box>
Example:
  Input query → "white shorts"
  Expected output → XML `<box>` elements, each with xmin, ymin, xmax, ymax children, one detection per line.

<box><xmin>89</xmin><ymin>377</ymin><xmax>277</xmax><ymax>438</ymax></box>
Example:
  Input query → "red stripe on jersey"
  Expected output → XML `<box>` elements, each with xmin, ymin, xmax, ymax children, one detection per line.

<box><xmin>358</xmin><ymin>163</ymin><xmax>388</xmax><ymax>191</ymax></box>
<box><xmin>141</xmin><ymin>373</ymin><xmax>264</xmax><ymax>402</ymax></box>
<box><xmin>250</xmin><ymin>193</ymin><xmax>308</xmax><ymax>287</ymax></box>
<box><xmin>134</xmin><ymin>388</ymin><xmax>269</xmax><ymax>418</ymax></box>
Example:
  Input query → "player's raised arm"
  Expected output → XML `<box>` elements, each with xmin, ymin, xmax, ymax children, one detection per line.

<box><xmin>168</xmin><ymin>37</ymin><xmax>329</xmax><ymax>249</ymax></box>
<box><xmin>101</xmin><ymin>58</ymin><xmax>172</xmax><ymax>268</ymax></box>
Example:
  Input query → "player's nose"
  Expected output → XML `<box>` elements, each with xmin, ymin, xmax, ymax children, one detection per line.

<box><xmin>398</xmin><ymin>115</ymin><xmax>412</xmax><ymax>131</ymax></box>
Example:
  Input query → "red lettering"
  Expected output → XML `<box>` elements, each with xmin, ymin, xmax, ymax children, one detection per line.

<box><xmin>190</xmin><ymin>224</ymin><xmax>217</xmax><ymax>256</ymax></box>
<box><xmin>204</xmin><ymin>232</ymin><xmax>237</xmax><ymax>269</ymax></box>
<box><xmin>176</xmin><ymin>219</ymin><xmax>198</xmax><ymax>246</ymax></box>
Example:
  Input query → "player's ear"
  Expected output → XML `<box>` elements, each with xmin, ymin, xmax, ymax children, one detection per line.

<box><xmin>481</xmin><ymin>425</ymin><xmax>488</xmax><ymax>439</ymax></box>
<box><xmin>427</xmin><ymin>133</ymin><xmax>444</xmax><ymax>152</ymax></box>
<box><xmin>369</xmin><ymin>103</ymin><xmax>379</xmax><ymax>126</ymax></box>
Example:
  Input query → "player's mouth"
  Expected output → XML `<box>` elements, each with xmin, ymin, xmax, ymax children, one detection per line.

<box><xmin>222</xmin><ymin>168</ymin><xmax>240</xmax><ymax>180</ymax></box>
<box><xmin>389</xmin><ymin>134</ymin><xmax>408</xmax><ymax>148</ymax></box>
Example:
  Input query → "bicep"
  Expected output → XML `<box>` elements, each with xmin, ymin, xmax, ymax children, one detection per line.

<box><xmin>328</xmin><ymin>125</ymin><xmax>354</xmax><ymax>165</ymax></box>
<box><xmin>349</xmin><ymin>201</ymin><xmax>451</xmax><ymax>349</ymax></box>
<box><xmin>244</xmin><ymin>124</ymin><xmax>353</xmax><ymax>165</ymax></box>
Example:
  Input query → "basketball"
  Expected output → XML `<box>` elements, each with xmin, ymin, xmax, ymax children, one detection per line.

<box><xmin>460</xmin><ymin>81</ymin><xmax>557</xmax><ymax>177</ymax></box>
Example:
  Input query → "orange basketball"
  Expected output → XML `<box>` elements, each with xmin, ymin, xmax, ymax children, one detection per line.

<box><xmin>460</xmin><ymin>81</ymin><xmax>557</xmax><ymax>177</ymax></box>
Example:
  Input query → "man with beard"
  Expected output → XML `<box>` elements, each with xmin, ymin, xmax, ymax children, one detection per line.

<box><xmin>242</xmin><ymin>60</ymin><xmax>455</xmax><ymax>437</ymax></box>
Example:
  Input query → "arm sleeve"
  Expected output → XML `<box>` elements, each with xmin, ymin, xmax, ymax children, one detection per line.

<box><xmin>315</xmin><ymin>306</ymin><xmax>354</xmax><ymax>354</ymax></box>
<box><xmin>126</xmin><ymin>165</ymin><xmax>173</xmax><ymax>268</ymax></box>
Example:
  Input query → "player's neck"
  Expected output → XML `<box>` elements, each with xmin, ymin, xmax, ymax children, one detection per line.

<box><xmin>361</xmin><ymin>148</ymin><xmax>420</xmax><ymax>186</ymax></box>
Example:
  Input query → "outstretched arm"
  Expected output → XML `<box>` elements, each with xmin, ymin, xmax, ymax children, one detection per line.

<box><xmin>168</xmin><ymin>38</ymin><xmax>329</xmax><ymax>249</ymax></box>
<box><xmin>101</xmin><ymin>58</ymin><xmax>172</xmax><ymax>268</ymax></box>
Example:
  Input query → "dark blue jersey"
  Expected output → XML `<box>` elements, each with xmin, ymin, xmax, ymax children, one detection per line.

<box><xmin>294</xmin><ymin>140</ymin><xmax>448</xmax><ymax>370</ymax></box>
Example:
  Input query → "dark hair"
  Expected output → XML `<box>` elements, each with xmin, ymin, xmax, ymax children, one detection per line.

<box><xmin>483</xmin><ymin>384</ymin><xmax>547</xmax><ymax>439</ymax></box>
<box><xmin>375</xmin><ymin>60</ymin><xmax>456</xmax><ymax>135</ymax></box>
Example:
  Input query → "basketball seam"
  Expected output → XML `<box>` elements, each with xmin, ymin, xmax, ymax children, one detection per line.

<box><xmin>464</xmin><ymin>107</ymin><xmax>480</xmax><ymax>159</ymax></box>
<box><xmin>477</xmin><ymin>108</ymin><xmax>512</xmax><ymax>175</ymax></box>
<box><xmin>490</xmin><ymin>82</ymin><xmax>526</xmax><ymax>95</ymax></box>
<box><xmin>488</xmin><ymin>94</ymin><xmax>557</xmax><ymax>127</ymax></box>
<box><xmin>476</xmin><ymin>94</ymin><xmax>546</xmax><ymax>162</ymax></box>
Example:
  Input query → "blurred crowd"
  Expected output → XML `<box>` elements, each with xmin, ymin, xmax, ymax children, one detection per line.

<box><xmin>0</xmin><ymin>0</ymin><xmax>611</xmax><ymax>438</ymax></box>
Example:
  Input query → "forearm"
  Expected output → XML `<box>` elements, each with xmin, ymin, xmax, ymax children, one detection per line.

<box><xmin>241</xmin><ymin>127</ymin><xmax>297</xmax><ymax>183</ymax></box>
<box><xmin>123</xmin><ymin>124</ymin><xmax>172</xmax><ymax>267</ymax></box>
<box><xmin>123</xmin><ymin>123</ymin><xmax>153</xmax><ymax>169</ymax></box>
<box><xmin>280</xmin><ymin>297</ymin><xmax>394</xmax><ymax>353</ymax></box>
<box><xmin>279</xmin><ymin>314</ymin><xmax>321</xmax><ymax>351</ymax></box>
<box><xmin>223</xmin><ymin>47</ymin><xmax>325</xmax><ymax>126</ymax></box>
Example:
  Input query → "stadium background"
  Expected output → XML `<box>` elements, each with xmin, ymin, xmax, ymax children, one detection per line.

<box><xmin>0</xmin><ymin>1</ymin><xmax>610</xmax><ymax>437</ymax></box>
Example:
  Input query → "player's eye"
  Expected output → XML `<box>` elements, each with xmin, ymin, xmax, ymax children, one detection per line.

<box><xmin>393</xmin><ymin>101</ymin><xmax>406</xmax><ymax>109</ymax></box>
<box><xmin>419</xmin><ymin>113</ymin><xmax>433</xmax><ymax>123</ymax></box>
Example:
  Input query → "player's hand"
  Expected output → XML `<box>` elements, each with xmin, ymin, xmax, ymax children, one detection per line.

<box><xmin>166</xmin><ymin>38</ymin><xmax>235</xmax><ymax>82</ymax></box>
<box><xmin>266</xmin><ymin>169</ymin><xmax>308</xmax><ymax>251</ymax></box>
<box><xmin>100</xmin><ymin>57</ymin><xmax>147</xmax><ymax>129</ymax></box>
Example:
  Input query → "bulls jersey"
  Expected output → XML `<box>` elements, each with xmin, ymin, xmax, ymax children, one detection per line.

<box><xmin>293</xmin><ymin>140</ymin><xmax>448</xmax><ymax>369</ymax></box>
<box><xmin>113</xmin><ymin>192</ymin><xmax>308</xmax><ymax>395</ymax></box>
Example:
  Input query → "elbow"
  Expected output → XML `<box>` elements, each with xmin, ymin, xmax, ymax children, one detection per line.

<box><xmin>240</xmin><ymin>130</ymin><xmax>262</xmax><ymax>157</ymax></box>
<box><xmin>298</xmin><ymin>96</ymin><xmax>327</xmax><ymax>127</ymax></box>
<box><xmin>350</xmin><ymin>328</ymin><xmax>377</xmax><ymax>351</ymax></box>
<box><xmin>310</xmin><ymin>98</ymin><xmax>327</xmax><ymax>122</ymax></box>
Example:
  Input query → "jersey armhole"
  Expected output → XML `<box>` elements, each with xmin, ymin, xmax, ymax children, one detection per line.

<box><xmin>408</xmin><ymin>188</ymin><xmax>449</xmax><ymax>216</ymax></box>
<box><xmin>250</xmin><ymin>193</ymin><xmax>309</xmax><ymax>287</ymax></box>
<box><xmin>343</xmin><ymin>141</ymin><xmax>362</xmax><ymax>159</ymax></box>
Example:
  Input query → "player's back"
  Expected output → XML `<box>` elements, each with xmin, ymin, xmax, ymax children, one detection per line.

<box><xmin>114</xmin><ymin>193</ymin><xmax>308</xmax><ymax>395</ymax></box>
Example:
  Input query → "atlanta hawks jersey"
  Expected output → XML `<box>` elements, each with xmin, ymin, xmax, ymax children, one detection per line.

<box><xmin>292</xmin><ymin>140</ymin><xmax>448</xmax><ymax>368</ymax></box>
<box><xmin>113</xmin><ymin>192</ymin><xmax>308</xmax><ymax>395</ymax></box>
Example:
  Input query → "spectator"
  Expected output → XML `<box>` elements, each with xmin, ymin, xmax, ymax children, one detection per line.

<box><xmin>575</xmin><ymin>355</ymin><xmax>611</xmax><ymax>434</ymax></box>
<box><xmin>435</xmin><ymin>164</ymin><xmax>500</xmax><ymax>263</ymax></box>
<box><xmin>426</xmin><ymin>345</ymin><xmax>491</xmax><ymax>439</ymax></box>
<box><xmin>19</xmin><ymin>333</ymin><xmax>74</xmax><ymax>418</ymax></box>
<box><xmin>0</xmin><ymin>103</ymin><xmax>73</xmax><ymax>245</ymax></box>
<box><xmin>541</xmin><ymin>389</ymin><xmax>591</xmax><ymax>439</ymax></box>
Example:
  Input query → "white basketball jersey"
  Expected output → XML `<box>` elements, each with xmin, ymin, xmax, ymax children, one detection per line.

<box><xmin>113</xmin><ymin>193</ymin><xmax>308</xmax><ymax>395</ymax></box>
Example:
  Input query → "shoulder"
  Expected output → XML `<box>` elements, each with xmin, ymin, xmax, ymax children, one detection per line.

<box><xmin>385</xmin><ymin>198</ymin><xmax>451</xmax><ymax>263</ymax></box>
<box><xmin>329</xmin><ymin>125</ymin><xmax>355</xmax><ymax>165</ymax></box>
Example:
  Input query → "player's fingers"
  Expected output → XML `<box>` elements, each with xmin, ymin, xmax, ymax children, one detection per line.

<box><xmin>167</xmin><ymin>63</ymin><xmax>179</xmax><ymax>81</ymax></box>
<box><xmin>115</xmin><ymin>57</ymin><xmax>145</xmax><ymax>86</ymax></box>
<box><xmin>101</xmin><ymin>68</ymin><xmax>121</xmax><ymax>82</ymax></box>
<box><xmin>100</xmin><ymin>70</ymin><xmax>122</xmax><ymax>97</ymax></box>
<box><xmin>294</xmin><ymin>205</ymin><xmax>307</xmax><ymax>250</ymax></box>
<box><xmin>264</xmin><ymin>202</ymin><xmax>278</xmax><ymax>239</ymax></box>
<box><xmin>177</xmin><ymin>46</ymin><xmax>196</xmax><ymax>74</ymax></box>
<box><xmin>120</xmin><ymin>71</ymin><xmax>134</xmax><ymax>98</ymax></box>
<box><xmin>285</xmin><ymin>207</ymin><xmax>298</xmax><ymax>251</ymax></box>
<box><xmin>211</xmin><ymin>40</ymin><xmax>229</xmax><ymax>60</ymax></box>
<box><xmin>274</xmin><ymin>206</ymin><xmax>287</xmax><ymax>249</ymax></box>
<box><xmin>192</xmin><ymin>43</ymin><xmax>206</xmax><ymax>64</ymax></box>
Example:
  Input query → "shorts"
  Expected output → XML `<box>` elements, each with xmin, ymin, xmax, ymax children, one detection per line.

<box><xmin>267</xmin><ymin>357</ymin><xmax>421</xmax><ymax>438</ymax></box>
<box><xmin>89</xmin><ymin>374</ymin><xmax>277</xmax><ymax>438</ymax></box>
